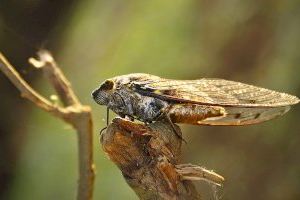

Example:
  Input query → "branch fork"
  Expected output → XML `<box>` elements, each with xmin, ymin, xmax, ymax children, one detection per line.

<box><xmin>0</xmin><ymin>51</ymin><xmax>95</xmax><ymax>200</ymax></box>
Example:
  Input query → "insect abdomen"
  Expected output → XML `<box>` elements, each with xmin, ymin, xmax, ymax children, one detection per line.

<box><xmin>168</xmin><ymin>104</ymin><xmax>291</xmax><ymax>126</ymax></box>
<box><xmin>168</xmin><ymin>104</ymin><xmax>226</xmax><ymax>125</ymax></box>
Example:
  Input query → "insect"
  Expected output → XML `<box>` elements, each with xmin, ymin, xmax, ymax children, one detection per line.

<box><xmin>92</xmin><ymin>73</ymin><xmax>299</xmax><ymax>138</ymax></box>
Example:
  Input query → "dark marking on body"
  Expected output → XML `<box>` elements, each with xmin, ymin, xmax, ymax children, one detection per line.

<box><xmin>160</xmin><ymin>89</ymin><xmax>176</xmax><ymax>96</ymax></box>
<box><xmin>132</xmin><ymin>84</ymin><xmax>155</xmax><ymax>92</ymax></box>
<box><xmin>100</xmin><ymin>80</ymin><xmax>114</xmax><ymax>90</ymax></box>
<box><xmin>254</xmin><ymin>113</ymin><xmax>261</xmax><ymax>119</ymax></box>
<box><xmin>249</xmin><ymin>100</ymin><xmax>256</xmax><ymax>104</ymax></box>
<box><xmin>234</xmin><ymin>113</ymin><xmax>241</xmax><ymax>119</ymax></box>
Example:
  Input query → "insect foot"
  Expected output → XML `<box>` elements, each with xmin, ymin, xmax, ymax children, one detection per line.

<box><xmin>100</xmin><ymin>117</ymin><xmax>224</xmax><ymax>200</ymax></box>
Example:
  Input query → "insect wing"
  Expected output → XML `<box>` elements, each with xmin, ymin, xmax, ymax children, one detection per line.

<box><xmin>132</xmin><ymin>78</ymin><xmax>299</xmax><ymax>125</ymax></box>
<box><xmin>199</xmin><ymin>106</ymin><xmax>291</xmax><ymax>125</ymax></box>
<box><xmin>133</xmin><ymin>78</ymin><xmax>299</xmax><ymax>107</ymax></box>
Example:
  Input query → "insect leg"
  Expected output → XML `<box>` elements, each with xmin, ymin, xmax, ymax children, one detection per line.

<box><xmin>106</xmin><ymin>107</ymin><xmax>110</xmax><ymax>126</ymax></box>
<box><xmin>99</xmin><ymin>126</ymin><xmax>107</xmax><ymax>135</ymax></box>
<box><xmin>165</xmin><ymin>113</ymin><xmax>187</xmax><ymax>144</ymax></box>
<box><xmin>100</xmin><ymin>107</ymin><xmax>110</xmax><ymax>135</ymax></box>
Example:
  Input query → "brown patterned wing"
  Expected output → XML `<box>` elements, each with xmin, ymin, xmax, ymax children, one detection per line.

<box><xmin>133</xmin><ymin>78</ymin><xmax>299</xmax><ymax>125</ymax></box>
<box><xmin>134</xmin><ymin>78</ymin><xmax>299</xmax><ymax>107</ymax></box>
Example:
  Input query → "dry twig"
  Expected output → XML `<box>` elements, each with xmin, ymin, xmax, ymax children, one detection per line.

<box><xmin>0</xmin><ymin>51</ymin><xmax>95</xmax><ymax>200</ymax></box>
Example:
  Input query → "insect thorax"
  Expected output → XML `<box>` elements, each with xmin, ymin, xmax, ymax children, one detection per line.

<box><xmin>108</xmin><ymin>86</ymin><xmax>168</xmax><ymax>122</ymax></box>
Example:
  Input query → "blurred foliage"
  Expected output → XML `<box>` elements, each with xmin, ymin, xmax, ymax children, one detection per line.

<box><xmin>1</xmin><ymin>0</ymin><xmax>300</xmax><ymax>200</ymax></box>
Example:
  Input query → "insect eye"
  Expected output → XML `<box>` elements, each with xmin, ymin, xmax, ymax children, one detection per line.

<box><xmin>100</xmin><ymin>80</ymin><xmax>114</xmax><ymax>91</ymax></box>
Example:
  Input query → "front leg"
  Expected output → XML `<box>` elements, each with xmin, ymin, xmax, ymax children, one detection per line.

<box><xmin>164</xmin><ymin>112</ymin><xmax>187</xmax><ymax>144</ymax></box>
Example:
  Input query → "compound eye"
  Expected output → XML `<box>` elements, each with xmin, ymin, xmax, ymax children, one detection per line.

<box><xmin>99</xmin><ymin>80</ymin><xmax>114</xmax><ymax>91</ymax></box>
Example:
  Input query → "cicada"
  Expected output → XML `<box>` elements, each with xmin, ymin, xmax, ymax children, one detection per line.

<box><xmin>92</xmin><ymin>73</ymin><xmax>299</xmax><ymax>137</ymax></box>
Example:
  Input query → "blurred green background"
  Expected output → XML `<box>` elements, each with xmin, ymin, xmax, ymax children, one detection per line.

<box><xmin>1</xmin><ymin>1</ymin><xmax>300</xmax><ymax>200</ymax></box>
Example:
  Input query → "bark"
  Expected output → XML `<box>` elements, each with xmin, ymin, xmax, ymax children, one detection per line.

<box><xmin>101</xmin><ymin>118</ymin><xmax>224</xmax><ymax>200</ymax></box>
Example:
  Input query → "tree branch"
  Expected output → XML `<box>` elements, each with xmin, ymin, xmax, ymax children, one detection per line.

<box><xmin>101</xmin><ymin>117</ymin><xmax>224</xmax><ymax>200</ymax></box>
<box><xmin>0</xmin><ymin>53</ymin><xmax>66</xmax><ymax>117</ymax></box>
<box><xmin>0</xmin><ymin>51</ymin><xmax>95</xmax><ymax>200</ymax></box>
<box><xmin>28</xmin><ymin>50</ymin><xmax>80</xmax><ymax>106</ymax></box>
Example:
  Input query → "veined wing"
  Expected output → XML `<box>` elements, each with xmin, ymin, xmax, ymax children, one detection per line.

<box><xmin>132</xmin><ymin>78</ymin><xmax>299</xmax><ymax>125</ymax></box>
<box><xmin>133</xmin><ymin>78</ymin><xmax>299</xmax><ymax>107</ymax></box>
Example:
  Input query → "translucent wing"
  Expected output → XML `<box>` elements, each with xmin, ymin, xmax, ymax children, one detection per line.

<box><xmin>133</xmin><ymin>78</ymin><xmax>299</xmax><ymax>107</ymax></box>
<box><xmin>132</xmin><ymin>78</ymin><xmax>299</xmax><ymax>125</ymax></box>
